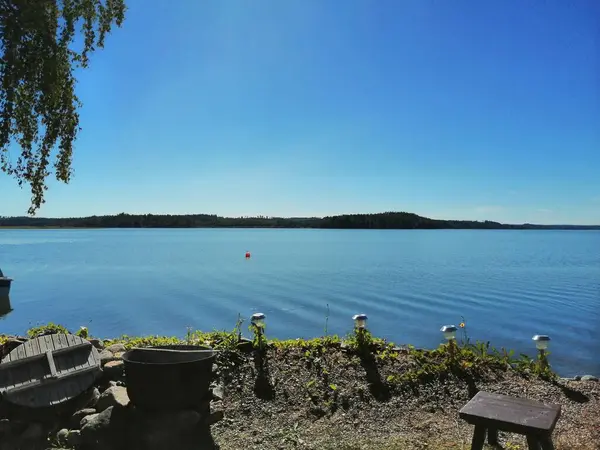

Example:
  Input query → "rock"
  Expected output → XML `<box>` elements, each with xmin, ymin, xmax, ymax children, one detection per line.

<box><xmin>103</xmin><ymin>360</ymin><xmax>125</xmax><ymax>380</ymax></box>
<box><xmin>56</xmin><ymin>428</ymin><xmax>69</xmax><ymax>444</ymax></box>
<box><xmin>87</xmin><ymin>387</ymin><xmax>101</xmax><ymax>408</ymax></box>
<box><xmin>89</xmin><ymin>338</ymin><xmax>105</xmax><ymax>350</ymax></box>
<box><xmin>71</xmin><ymin>408</ymin><xmax>97</xmax><ymax>429</ymax></box>
<box><xmin>21</xmin><ymin>422</ymin><xmax>44</xmax><ymax>440</ymax></box>
<box><xmin>211</xmin><ymin>384</ymin><xmax>224</xmax><ymax>401</ymax></box>
<box><xmin>80</xmin><ymin>413</ymin><xmax>99</xmax><ymax>428</ymax></box>
<box><xmin>106</xmin><ymin>343</ymin><xmax>127</xmax><ymax>354</ymax></box>
<box><xmin>96</xmin><ymin>386</ymin><xmax>130</xmax><ymax>412</ymax></box>
<box><xmin>80</xmin><ymin>406</ymin><xmax>116</xmax><ymax>450</ymax></box>
<box><xmin>67</xmin><ymin>429</ymin><xmax>82</xmax><ymax>447</ymax></box>
<box><xmin>581</xmin><ymin>375</ymin><xmax>599</xmax><ymax>382</ymax></box>
<box><xmin>574</xmin><ymin>375</ymin><xmax>582</xmax><ymax>381</ymax></box>
<box><xmin>100</xmin><ymin>349</ymin><xmax>115</xmax><ymax>364</ymax></box>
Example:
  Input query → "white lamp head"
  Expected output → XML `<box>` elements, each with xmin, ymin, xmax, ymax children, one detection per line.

<box><xmin>440</xmin><ymin>325</ymin><xmax>458</xmax><ymax>341</ymax></box>
<box><xmin>532</xmin><ymin>334</ymin><xmax>550</xmax><ymax>350</ymax></box>
<box><xmin>352</xmin><ymin>313</ymin><xmax>368</xmax><ymax>329</ymax></box>
<box><xmin>251</xmin><ymin>312</ymin><xmax>266</xmax><ymax>328</ymax></box>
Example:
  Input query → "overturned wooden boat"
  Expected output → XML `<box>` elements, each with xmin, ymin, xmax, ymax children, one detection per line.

<box><xmin>0</xmin><ymin>333</ymin><xmax>101</xmax><ymax>409</ymax></box>
<box><xmin>0</xmin><ymin>268</ymin><xmax>12</xmax><ymax>298</ymax></box>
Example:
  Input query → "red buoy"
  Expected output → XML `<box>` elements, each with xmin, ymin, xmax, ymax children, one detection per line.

<box><xmin>245</xmin><ymin>251</ymin><xmax>251</xmax><ymax>259</ymax></box>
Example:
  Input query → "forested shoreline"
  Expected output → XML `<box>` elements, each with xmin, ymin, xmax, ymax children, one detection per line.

<box><xmin>0</xmin><ymin>212</ymin><xmax>597</xmax><ymax>230</ymax></box>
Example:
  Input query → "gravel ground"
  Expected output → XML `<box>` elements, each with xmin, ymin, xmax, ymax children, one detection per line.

<box><xmin>210</xmin><ymin>346</ymin><xmax>600</xmax><ymax>450</ymax></box>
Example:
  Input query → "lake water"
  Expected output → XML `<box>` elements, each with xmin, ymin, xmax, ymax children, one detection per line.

<box><xmin>0</xmin><ymin>229</ymin><xmax>598</xmax><ymax>377</ymax></box>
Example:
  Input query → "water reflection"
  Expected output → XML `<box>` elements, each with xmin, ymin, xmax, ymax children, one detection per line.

<box><xmin>0</xmin><ymin>296</ymin><xmax>12</xmax><ymax>319</ymax></box>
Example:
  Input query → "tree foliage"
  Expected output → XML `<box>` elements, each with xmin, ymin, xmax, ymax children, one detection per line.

<box><xmin>0</xmin><ymin>0</ymin><xmax>126</xmax><ymax>214</ymax></box>
<box><xmin>0</xmin><ymin>211</ymin><xmax>597</xmax><ymax>229</ymax></box>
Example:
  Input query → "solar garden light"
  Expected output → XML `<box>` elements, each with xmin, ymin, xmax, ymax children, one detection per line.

<box><xmin>251</xmin><ymin>313</ymin><xmax>266</xmax><ymax>329</ymax></box>
<box><xmin>352</xmin><ymin>313</ymin><xmax>368</xmax><ymax>330</ymax></box>
<box><xmin>440</xmin><ymin>325</ymin><xmax>458</xmax><ymax>341</ymax></box>
<box><xmin>532</xmin><ymin>334</ymin><xmax>550</xmax><ymax>369</ymax></box>
<box><xmin>532</xmin><ymin>334</ymin><xmax>550</xmax><ymax>351</ymax></box>
<box><xmin>440</xmin><ymin>325</ymin><xmax>458</xmax><ymax>359</ymax></box>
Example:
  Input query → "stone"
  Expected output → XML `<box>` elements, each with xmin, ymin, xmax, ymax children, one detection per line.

<box><xmin>56</xmin><ymin>428</ymin><xmax>69</xmax><ymax>444</ymax></box>
<box><xmin>87</xmin><ymin>387</ymin><xmax>101</xmax><ymax>408</ymax></box>
<box><xmin>80</xmin><ymin>413</ymin><xmax>99</xmax><ymax>428</ymax></box>
<box><xmin>574</xmin><ymin>375</ymin><xmax>582</xmax><ymax>381</ymax></box>
<box><xmin>100</xmin><ymin>349</ymin><xmax>115</xmax><ymax>364</ymax></box>
<box><xmin>106</xmin><ymin>343</ymin><xmax>127</xmax><ymax>354</ymax></box>
<box><xmin>67</xmin><ymin>429</ymin><xmax>82</xmax><ymax>447</ymax></box>
<box><xmin>80</xmin><ymin>406</ymin><xmax>116</xmax><ymax>450</ymax></box>
<box><xmin>581</xmin><ymin>375</ymin><xmax>599</xmax><ymax>382</ymax></box>
<box><xmin>103</xmin><ymin>360</ymin><xmax>125</xmax><ymax>380</ymax></box>
<box><xmin>96</xmin><ymin>386</ymin><xmax>130</xmax><ymax>412</ymax></box>
<box><xmin>21</xmin><ymin>422</ymin><xmax>44</xmax><ymax>440</ymax></box>
<box><xmin>89</xmin><ymin>338</ymin><xmax>105</xmax><ymax>350</ymax></box>
<box><xmin>71</xmin><ymin>408</ymin><xmax>97</xmax><ymax>429</ymax></box>
<box><xmin>211</xmin><ymin>384</ymin><xmax>224</xmax><ymax>401</ymax></box>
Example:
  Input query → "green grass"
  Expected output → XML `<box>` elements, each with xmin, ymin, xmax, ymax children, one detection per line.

<box><xmin>2</xmin><ymin>319</ymin><xmax>556</xmax><ymax>385</ymax></box>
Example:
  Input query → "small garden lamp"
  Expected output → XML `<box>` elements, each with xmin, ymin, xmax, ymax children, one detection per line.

<box><xmin>532</xmin><ymin>334</ymin><xmax>550</xmax><ymax>370</ymax></box>
<box><xmin>251</xmin><ymin>312</ymin><xmax>266</xmax><ymax>329</ymax></box>
<box><xmin>352</xmin><ymin>313</ymin><xmax>368</xmax><ymax>330</ymax></box>
<box><xmin>532</xmin><ymin>334</ymin><xmax>550</xmax><ymax>351</ymax></box>
<box><xmin>440</xmin><ymin>325</ymin><xmax>458</xmax><ymax>341</ymax></box>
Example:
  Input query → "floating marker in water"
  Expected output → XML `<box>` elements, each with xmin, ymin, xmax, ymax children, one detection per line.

<box><xmin>245</xmin><ymin>251</ymin><xmax>251</xmax><ymax>259</ymax></box>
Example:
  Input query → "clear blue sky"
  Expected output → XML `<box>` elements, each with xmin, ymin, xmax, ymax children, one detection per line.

<box><xmin>2</xmin><ymin>0</ymin><xmax>599</xmax><ymax>224</ymax></box>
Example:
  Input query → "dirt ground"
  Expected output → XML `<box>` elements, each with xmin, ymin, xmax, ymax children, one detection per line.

<box><xmin>210</xmin><ymin>346</ymin><xmax>600</xmax><ymax>450</ymax></box>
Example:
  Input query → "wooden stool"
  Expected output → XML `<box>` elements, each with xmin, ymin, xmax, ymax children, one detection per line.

<box><xmin>459</xmin><ymin>391</ymin><xmax>560</xmax><ymax>450</ymax></box>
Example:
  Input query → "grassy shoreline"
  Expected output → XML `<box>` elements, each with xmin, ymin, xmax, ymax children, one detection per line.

<box><xmin>1</xmin><ymin>323</ymin><xmax>598</xmax><ymax>449</ymax></box>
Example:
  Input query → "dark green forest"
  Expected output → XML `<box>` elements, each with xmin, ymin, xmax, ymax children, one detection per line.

<box><xmin>0</xmin><ymin>212</ymin><xmax>597</xmax><ymax>230</ymax></box>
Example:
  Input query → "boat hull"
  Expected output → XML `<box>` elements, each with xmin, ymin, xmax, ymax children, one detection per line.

<box><xmin>0</xmin><ymin>278</ymin><xmax>11</xmax><ymax>298</ymax></box>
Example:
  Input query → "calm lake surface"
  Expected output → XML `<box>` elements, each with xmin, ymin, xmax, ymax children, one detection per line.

<box><xmin>1</xmin><ymin>229</ymin><xmax>598</xmax><ymax>376</ymax></box>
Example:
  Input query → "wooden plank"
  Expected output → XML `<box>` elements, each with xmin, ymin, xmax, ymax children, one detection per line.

<box><xmin>4</xmin><ymin>365</ymin><xmax>100</xmax><ymax>396</ymax></box>
<box><xmin>46</xmin><ymin>351</ymin><xmax>58</xmax><ymax>378</ymax></box>
<box><xmin>459</xmin><ymin>391</ymin><xmax>561</xmax><ymax>434</ymax></box>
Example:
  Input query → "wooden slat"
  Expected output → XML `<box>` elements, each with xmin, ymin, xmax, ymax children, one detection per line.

<box><xmin>4</xmin><ymin>365</ymin><xmax>100</xmax><ymax>396</ymax></box>
<box><xmin>46</xmin><ymin>351</ymin><xmax>58</xmax><ymax>378</ymax></box>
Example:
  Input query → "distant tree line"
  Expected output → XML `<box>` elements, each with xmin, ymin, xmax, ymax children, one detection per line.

<box><xmin>0</xmin><ymin>212</ymin><xmax>597</xmax><ymax>230</ymax></box>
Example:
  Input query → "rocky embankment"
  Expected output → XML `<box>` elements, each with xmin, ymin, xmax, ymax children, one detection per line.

<box><xmin>0</xmin><ymin>329</ymin><xmax>598</xmax><ymax>450</ymax></box>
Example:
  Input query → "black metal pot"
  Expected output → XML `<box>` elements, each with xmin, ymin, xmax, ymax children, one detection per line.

<box><xmin>121</xmin><ymin>345</ymin><xmax>215</xmax><ymax>411</ymax></box>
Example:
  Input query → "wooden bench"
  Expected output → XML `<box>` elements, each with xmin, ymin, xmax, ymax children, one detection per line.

<box><xmin>459</xmin><ymin>391</ymin><xmax>560</xmax><ymax>450</ymax></box>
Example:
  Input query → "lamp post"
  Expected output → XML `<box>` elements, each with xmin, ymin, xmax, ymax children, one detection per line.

<box><xmin>440</xmin><ymin>325</ymin><xmax>458</xmax><ymax>360</ymax></box>
<box><xmin>532</xmin><ymin>334</ymin><xmax>550</xmax><ymax>369</ymax></box>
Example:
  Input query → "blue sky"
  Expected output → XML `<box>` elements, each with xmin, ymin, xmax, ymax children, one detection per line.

<box><xmin>1</xmin><ymin>1</ymin><xmax>599</xmax><ymax>224</ymax></box>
